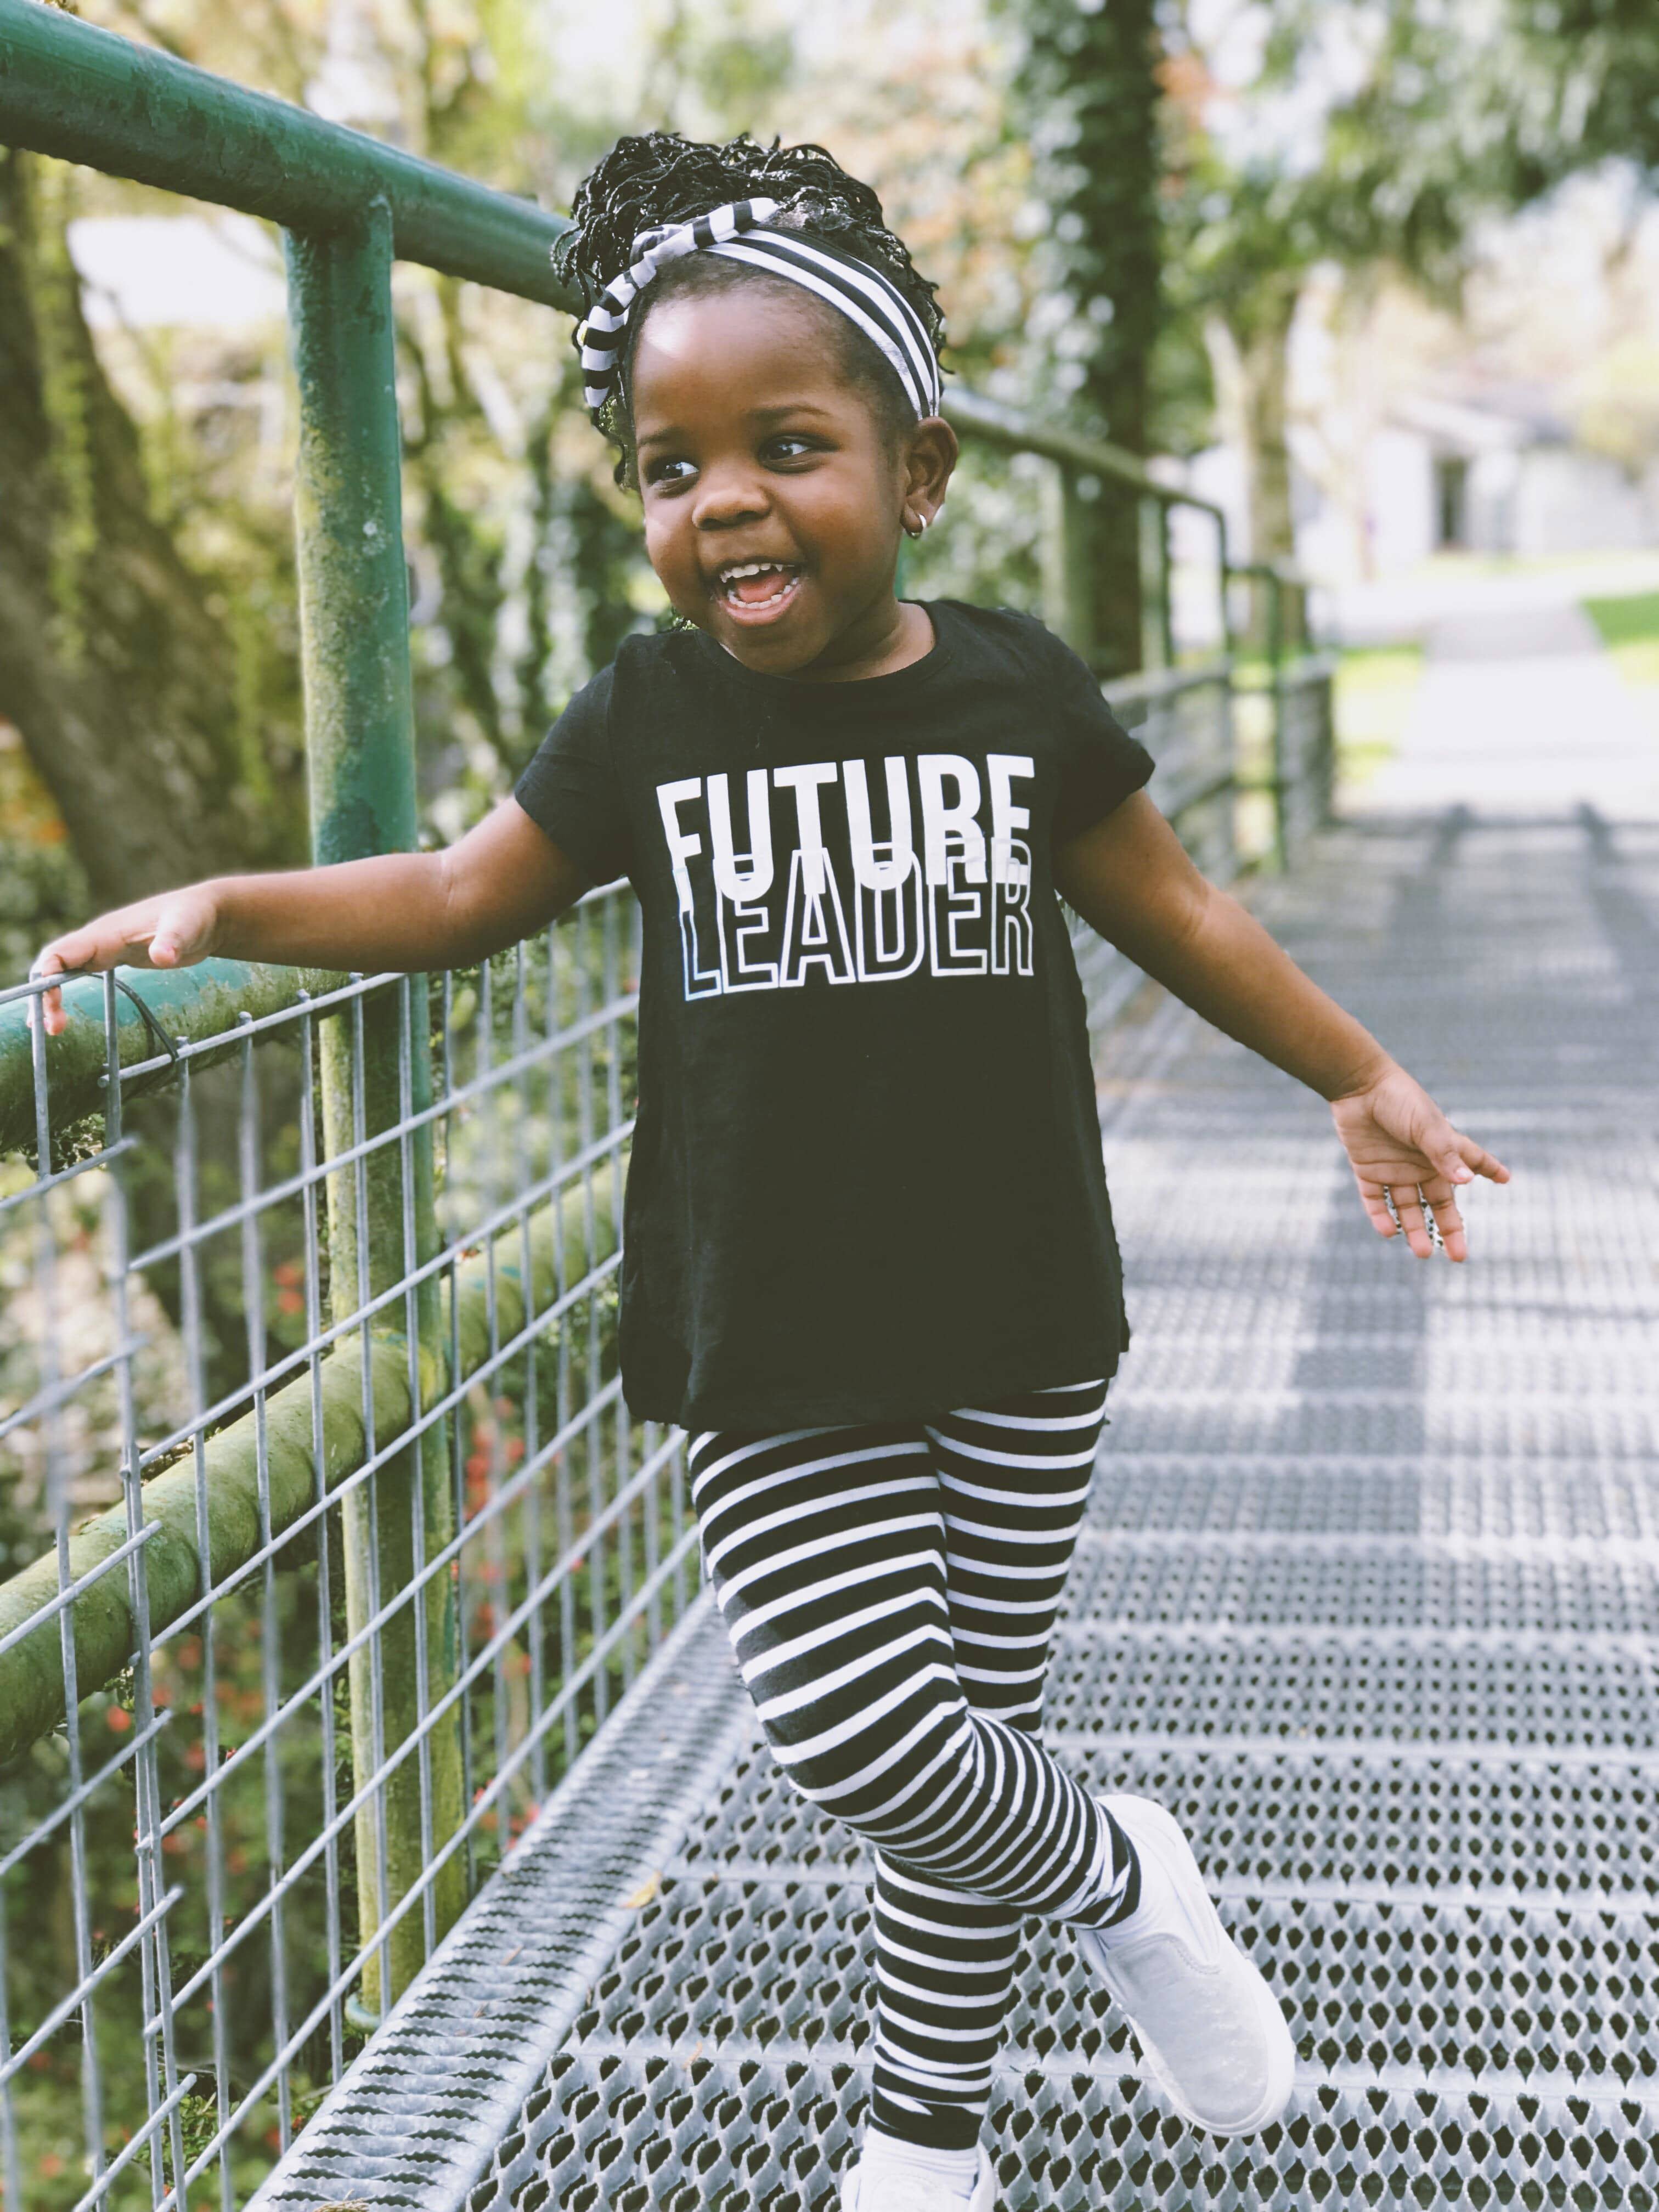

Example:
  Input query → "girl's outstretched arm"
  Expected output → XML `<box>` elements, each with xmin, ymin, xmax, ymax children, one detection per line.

<box><xmin>1056</xmin><ymin>791</ymin><xmax>1510</xmax><ymax>1261</ymax></box>
<box><xmin>31</xmin><ymin>796</ymin><xmax>591</xmax><ymax>1039</ymax></box>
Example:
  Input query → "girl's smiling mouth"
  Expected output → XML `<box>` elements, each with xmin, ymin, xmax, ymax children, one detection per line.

<box><xmin>716</xmin><ymin>561</ymin><xmax>804</xmax><ymax>623</ymax></box>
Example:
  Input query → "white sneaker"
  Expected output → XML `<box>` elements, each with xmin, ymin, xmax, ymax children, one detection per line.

<box><xmin>1076</xmin><ymin>1793</ymin><xmax>1296</xmax><ymax>2137</ymax></box>
<box><xmin>840</xmin><ymin>2138</ymin><xmax>995</xmax><ymax>2210</ymax></box>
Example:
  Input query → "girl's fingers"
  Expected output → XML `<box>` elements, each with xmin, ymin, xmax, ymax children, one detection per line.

<box><xmin>27</xmin><ymin>949</ymin><xmax>65</xmax><ymax>1039</ymax></box>
<box><xmin>146</xmin><ymin>896</ymin><xmax>191</xmax><ymax>966</ymax></box>
<box><xmin>1357</xmin><ymin>1176</ymin><xmax>1469</xmax><ymax>1262</ymax></box>
<box><xmin>1422</xmin><ymin>1130</ymin><xmax>1507</xmax><ymax>1255</ymax></box>
<box><xmin>1423</xmin><ymin>1187</ymin><xmax>1468</xmax><ymax>1262</ymax></box>
<box><xmin>1388</xmin><ymin>1184</ymin><xmax>1435</xmax><ymax>1258</ymax></box>
<box><xmin>1340</xmin><ymin>1090</ymin><xmax>1506</xmax><ymax>1263</ymax></box>
<box><xmin>1358</xmin><ymin>1183</ymin><xmax>1401</xmax><ymax>1240</ymax></box>
<box><xmin>1421</xmin><ymin>1120</ymin><xmax>1510</xmax><ymax>1190</ymax></box>
<box><xmin>1454</xmin><ymin>1131</ymin><xmax>1510</xmax><ymax>1184</ymax></box>
<box><xmin>26</xmin><ymin>940</ymin><xmax>105</xmax><ymax>1037</ymax></box>
<box><xmin>30</xmin><ymin>911</ymin><xmax>165</xmax><ymax>1035</ymax></box>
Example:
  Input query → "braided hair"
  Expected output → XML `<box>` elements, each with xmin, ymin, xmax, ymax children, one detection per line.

<box><xmin>555</xmin><ymin>131</ymin><xmax>949</xmax><ymax>490</ymax></box>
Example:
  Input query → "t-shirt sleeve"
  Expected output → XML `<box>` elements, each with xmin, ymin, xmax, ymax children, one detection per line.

<box><xmin>1039</xmin><ymin>625</ymin><xmax>1157</xmax><ymax>846</ymax></box>
<box><xmin>512</xmin><ymin>662</ymin><xmax>632</xmax><ymax>885</ymax></box>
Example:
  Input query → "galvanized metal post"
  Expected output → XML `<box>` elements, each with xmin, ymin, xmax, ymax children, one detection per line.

<box><xmin>1317</xmin><ymin>652</ymin><xmax>1336</xmax><ymax>827</ymax></box>
<box><xmin>1138</xmin><ymin>495</ymin><xmax>1173</xmax><ymax>672</ymax></box>
<box><xmin>285</xmin><ymin>201</ymin><xmax>465</xmax><ymax>2013</ymax></box>
<box><xmin>1041</xmin><ymin>461</ymin><xmax>1096</xmax><ymax>665</ymax></box>
<box><xmin>1215</xmin><ymin>516</ymin><xmax>1236</xmax><ymax>661</ymax></box>
<box><xmin>1265</xmin><ymin>566</ymin><xmax>1290</xmax><ymax>871</ymax></box>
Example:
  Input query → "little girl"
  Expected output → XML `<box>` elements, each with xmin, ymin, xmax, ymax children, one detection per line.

<box><xmin>36</xmin><ymin>132</ymin><xmax>1508</xmax><ymax>2211</ymax></box>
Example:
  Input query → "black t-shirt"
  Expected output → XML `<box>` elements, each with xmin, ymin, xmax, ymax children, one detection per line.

<box><xmin>513</xmin><ymin>597</ymin><xmax>1155</xmax><ymax>1432</ymax></box>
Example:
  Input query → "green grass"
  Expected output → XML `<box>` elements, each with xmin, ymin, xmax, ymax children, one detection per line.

<box><xmin>1333</xmin><ymin>642</ymin><xmax>1424</xmax><ymax>788</ymax></box>
<box><xmin>1582</xmin><ymin>590</ymin><xmax>1659</xmax><ymax>691</ymax></box>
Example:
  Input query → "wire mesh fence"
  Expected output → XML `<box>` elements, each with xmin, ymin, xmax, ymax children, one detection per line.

<box><xmin>0</xmin><ymin>885</ymin><xmax>701</xmax><ymax>2208</ymax></box>
<box><xmin>1066</xmin><ymin>654</ymin><xmax>1334</xmax><ymax>1029</ymax></box>
<box><xmin>1272</xmin><ymin>654</ymin><xmax>1339</xmax><ymax>862</ymax></box>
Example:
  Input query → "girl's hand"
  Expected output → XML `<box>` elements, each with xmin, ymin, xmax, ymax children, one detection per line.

<box><xmin>29</xmin><ymin>888</ymin><xmax>221</xmax><ymax>1038</ymax></box>
<box><xmin>1329</xmin><ymin>1062</ymin><xmax>1510</xmax><ymax>1262</ymax></box>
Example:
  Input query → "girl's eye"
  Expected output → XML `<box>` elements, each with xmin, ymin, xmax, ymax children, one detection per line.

<box><xmin>644</xmin><ymin>436</ymin><xmax>820</xmax><ymax>487</ymax></box>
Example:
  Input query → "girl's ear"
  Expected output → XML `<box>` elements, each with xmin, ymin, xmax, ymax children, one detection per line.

<box><xmin>903</xmin><ymin>415</ymin><xmax>959</xmax><ymax>524</ymax></box>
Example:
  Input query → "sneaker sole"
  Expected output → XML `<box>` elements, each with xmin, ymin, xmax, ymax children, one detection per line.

<box><xmin>1084</xmin><ymin>1798</ymin><xmax>1296</xmax><ymax>2139</ymax></box>
<box><xmin>840</xmin><ymin>2143</ymin><xmax>995</xmax><ymax>2209</ymax></box>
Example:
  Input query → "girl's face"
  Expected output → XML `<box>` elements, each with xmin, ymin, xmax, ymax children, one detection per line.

<box><xmin>629</xmin><ymin>285</ymin><xmax>956</xmax><ymax>681</ymax></box>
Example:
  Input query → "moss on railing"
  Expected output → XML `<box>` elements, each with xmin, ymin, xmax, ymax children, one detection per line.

<box><xmin>0</xmin><ymin>1172</ymin><xmax>618</xmax><ymax>1768</ymax></box>
<box><xmin>0</xmin><ymin>959</ymin><xmax>348</xmax><ymax>1160</ymax></box>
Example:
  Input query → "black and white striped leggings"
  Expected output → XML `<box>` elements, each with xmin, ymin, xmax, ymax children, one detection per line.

<box><xmin>687</xmin><ymin>1379</ymin><xmax>1139</xmax><ymax>2151</ymax></box>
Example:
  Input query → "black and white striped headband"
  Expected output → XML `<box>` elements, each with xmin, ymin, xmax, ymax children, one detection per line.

<box><xmin>569</xmin><ymin>196</ymin><xmax>944</xmax><ymax>425</ymax></box>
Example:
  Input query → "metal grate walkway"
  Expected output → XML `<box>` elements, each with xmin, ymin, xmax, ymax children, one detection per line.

<box><xmin>263</xmin><ymin>800</ymin><xmax>1659</xmax><ymax>2210</ymax></box>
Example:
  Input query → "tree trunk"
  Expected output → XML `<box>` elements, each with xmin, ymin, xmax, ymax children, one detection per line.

<box><xmin>1015</xmin><ymin>0</ymin><xmax>1164</xmax><ymax>676</ymax></box>
<box><xmin>1206</xmin><ymin>280</ymin><xmax>1304</xmax><ymax>651</ymax></box>
<box><xmin>0</xmin><ymin>153</ymin><xmax>309</xmax><ymax>1413</ymax></box>
<box><xmin>0</xmin><ymin>151</ymin><xmax>305</xmax><ymax>909</ymax></box>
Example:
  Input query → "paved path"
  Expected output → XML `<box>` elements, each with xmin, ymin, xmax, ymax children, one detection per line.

<box><xmin>1360</xmin><ymin>591</ymin><xmax>1659</xmax><ymax>817</ymax></box>
<box><xmin>1328</xmin><ymin>550</ymin><xmax>1659</xmax><ymax>651</ymax></box>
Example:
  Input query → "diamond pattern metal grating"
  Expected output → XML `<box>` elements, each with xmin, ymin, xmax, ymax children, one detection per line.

<box><xmin>261</xmin><ymin>810</ymin><xmax>1659</xmax><ymax>2209</ymax></box>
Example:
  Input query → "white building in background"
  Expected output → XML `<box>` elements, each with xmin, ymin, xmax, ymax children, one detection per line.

<box><xmin>1180</xmin><ymin>381</ymin><xmax>1659</xmax><ymax>597</ymax></box>
<box><xmin>1306</xmin><ymin>387</ymin><xmax>1659</xmax><ymax>575</ymax></box>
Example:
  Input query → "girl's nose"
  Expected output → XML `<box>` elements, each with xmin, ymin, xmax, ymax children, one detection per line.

<box><xmin>692</xmin><ymin>469</ymin><xmax>770</xmax><ymax>529</ymax></box>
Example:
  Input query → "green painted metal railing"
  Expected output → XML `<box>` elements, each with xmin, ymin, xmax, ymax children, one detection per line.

<box><xmin>0</xmin><ymin>0</ymin><xmax>575</xmax><ymax>307</ymax></box>
<box><xmin>0</xmin><ymin>962</ymin><xmax>347</xmax><ymax>1155</ymax></box>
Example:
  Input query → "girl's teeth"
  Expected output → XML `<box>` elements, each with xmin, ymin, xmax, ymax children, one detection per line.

<box><xmin>725</xmin><ymin>567</ymin><xmax>798</xmax><ymax>606</ymax></box>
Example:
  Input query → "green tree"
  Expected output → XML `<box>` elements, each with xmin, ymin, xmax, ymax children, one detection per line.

<box><xmin>1002</xmin><ymin>0</ymin><xmax>1165</xmax><ymax>675</ymax></box>
<box><xmin>1160</xmin><ymin>2</ymin><xmax>1538</xmax><ymax>626</ymax></box>
<box><xmin>0</xmin><ymin>149</ymin><xmax>308</xmax><ymax>907</ymax></box>
<box><xmin>1508</xmin><ymin>0</ymin><xmax>1659</xmax><ymax>180</ymax></box>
